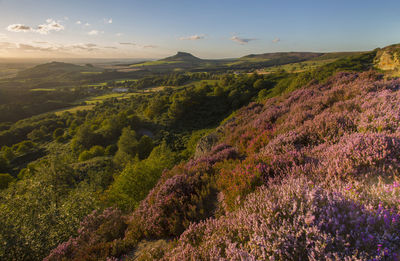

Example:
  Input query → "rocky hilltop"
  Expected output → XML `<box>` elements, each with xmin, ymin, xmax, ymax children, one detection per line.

<box><xmin>374</xmin><ymin>44</ymin><xmax>400</xmax><ymax>71</ymax></box>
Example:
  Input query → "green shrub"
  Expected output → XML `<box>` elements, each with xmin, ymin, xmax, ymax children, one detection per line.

<box><xmin>107</xmin><ymin>144</ymin><xmax>178</xmax><ymax>211</ymax></box>
<box><xmin>53</xmin><ymin>128</ymin><xmax>64</xmax><ymax>140</ymax></box>
<box><xmin>78</xmin><ymin>146</ymin><xmax>105</xmax><ymax>162</ymax></box>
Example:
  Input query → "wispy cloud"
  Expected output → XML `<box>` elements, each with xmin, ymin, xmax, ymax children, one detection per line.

<box><xmin>76</xmin><ymin>20</ymin><xmax>82</xmax><ymax>25</ymax></box>
<box><xmin>179</xmin><ymin>34</ymin><xmax>205</xmax><ymax>40</ymax></box>
<box><xmin>17</xmin><ymin>43</ymin><xmax>55</xmax><ymax>52</ymax></box>
<box><xmin>116</xmin><ymin>33</ymin><xmax>123</xmax><ymax>37</ymax></box>
<box><xmin>84</xmin><ymin>22</ymin><xmax>90</xmax><ymax>27</ymax></box>
<box><xmin>104</xmin><ymin>18</ymin><xmax>113</xmax><ymax>24</ymax></box>
<box><xmin>0</xmin><ymin>33</ymin><xmax>7</xmax><ymax>39</ymax></box>
<box><xmin>70</xmin><ymin>43</ymin><xmax>99</xmax><ymax>51</ymax></box>
<box><xmin>88</xmin><ymin>30</ymin><xmax>102</xmax><ymax>36</ymax></box>
<box><xmin>231</xmin><ymin>36</ymin><xmax>256</xmax><ymax>45</ymax></box>
<box><xmin>119</xmin><ymin>42</ymin><xmax>157</xmax><ymax>49</ymax></box>
<box><xmin>6</xmin><ymin>19</ymin><xmax>64</xmax><ymax>35</ymax></box>
<box><xmin>272</xmin><ymin>37</ymin><xmax>280</xmax><ymax>43</ymax></box>
<box><xmin>119</xmin><ymin>42</ymin><xmax>136</xmax><ymax>46</ymax></box>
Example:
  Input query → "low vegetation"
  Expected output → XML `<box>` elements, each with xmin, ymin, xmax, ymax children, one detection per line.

<box><xmin>2</xmin><ymin>47</ymin><xmax>400</xmax><ymax>260</ymax></box>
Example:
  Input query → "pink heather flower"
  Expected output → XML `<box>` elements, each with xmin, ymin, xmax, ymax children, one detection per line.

<box><xmin>345</xmin><ymin>184</ymin><xmax>353</xmax><ymax>191</ymax></box>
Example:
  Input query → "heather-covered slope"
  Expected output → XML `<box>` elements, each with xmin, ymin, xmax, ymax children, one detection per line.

<box><xmin>47</xmin><ymin>71</ymin><xmax>400</xmax><ymax>260</ymax></box>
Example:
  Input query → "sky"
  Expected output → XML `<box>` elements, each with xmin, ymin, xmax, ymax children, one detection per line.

<box><xmin>0</xmin><ymin>0</ymin><xmax>400</xmax><ymax>59</ymax></box>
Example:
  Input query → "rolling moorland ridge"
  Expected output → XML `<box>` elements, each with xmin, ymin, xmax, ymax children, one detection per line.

<box><xmin>2</xmin><ymin>44</ymin><xmax>400</xmax><ymax>260</ymax></box>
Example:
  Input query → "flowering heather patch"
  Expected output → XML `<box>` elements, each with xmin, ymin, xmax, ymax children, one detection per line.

<box><xmin>357</xmin><ymin>90</ymin><xmax>400</xmax><ymax>133</ymax></box>
<box><xmin>216</xmin><ymin>157</ymin><xmax>266</xmax><ymax>210</ymax></box>
<box><xmin>45</xmin><ymin>208</ymin><xmax>127</xmax><ymax>261</ymax></box>
<box><xmin>128</xmin><ymin>172</ymin><xmax>215</xmax><ymax>238</ymax></box>
<box><xmin>165</xmin><ymin>176</ymin><xmax>400</xmax><ymax>260</ymax></box>
<box><xmin>316</xmin><ymin>133</ymin><xmax>400</xmax><ymax>178</ymax></box>
<box><xmin>186</xmin><ymin>143</ymin><xmax>239</xmax><ymax>170</ymax></box>
<box><xmin>124</xmin><ymin>144</ymin><xmax>238</xmax><ymax>241</ymax></box>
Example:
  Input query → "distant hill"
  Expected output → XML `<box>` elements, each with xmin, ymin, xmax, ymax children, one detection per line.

<box><xmin>128</xmin><ymin>51</ymin><xmax>205</xmax><ymax>70</ymax></box>
<box><xmin>162</xmin><ymin>52</ymin><xmax>202</xmax><ymax>62</ymax></box>
<box><xmin>17</xmin><ymin>62</ymin><xmax>103</xmax><ymax>79</ymax></box>
<box><xmin>129</xmin><ymin>51</ymin><xmax>330</xmax><ymax>71</ymax></box>
<box><xmin>241</xmin><ymin>52</ymin><xmax>323</xmax><ymax>60</ymax></box>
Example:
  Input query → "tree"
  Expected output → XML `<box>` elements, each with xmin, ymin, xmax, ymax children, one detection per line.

<box><xmin>113</xmin><ymin>127</ymin><xmax>138</xmax><ymax>166</ymax></box>
<box><xmin>168</xmin><ymin>98</ymin><xmax>185</xmax><ymax>120</ymax></box>
<box><xmin>28</xmin><ymin>128</ymin><xmax>47</xmax><ymax>142</ymax></box>
<box><xmin>117</xmin><ymin>127</ymin><xmax>138</xmax><ymax>155</ymax></box>
<box><xmin>78</xmin><ymin>146</ymin><xmax>105</xmax><ymax>162</ymax></box>
<box><xmin>0</xmin><ymin>173</ymin><xmax>14</xmax><ymax>189</ymax></box>
<box><xmin>1</xmin><ymin>147</ymin><xmax>15</xmax><ymax>163</ymax></box>
<box><xmin>145</xmin><ymin>97</ymin><xmax>166</xmax><ymax>119</ymax></box>
<box><xmin>107</xmin><ymin>144</ymin><xmax>178</xmax><ymax>211</ymax></box>
<box><xmin>137</xmin><ymin>135</ymin><xmax>154</xmax><ymax>160</ymax></box>
<box><xmin>15</xmin><ymin>141</ymin><xmax>36</xmax><ymax>155</ymax></box>
<box><xmin>253</xmin><ymin>79</ymin><xmax>268</xmax><ymax>90</ymax></box>
<box><xmin>0</xmin><ymin>156</ymin><xmax>9</xmax><ymax>173</ymax></box>
<box><xmin>71</xmin><ymin>125</ymin><xmax>103</xmax><ymax>152</ymax></box>
<box><xmin>214</xmin><ymin>86</ymin><xmax>224</xmax><ymax>96</ymax></box>
<box><xmin>258</xmin><ymin>89</ymin><xmax>270</xmax><ymax>100</ymax></box>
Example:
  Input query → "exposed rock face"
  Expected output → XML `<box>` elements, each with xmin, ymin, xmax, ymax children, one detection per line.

<box><xmin>374</xmin><ymin>45</ymin><xmax>400</xmax><ymax>71</ymax></box>
<box><xmin>194</xmin><ymin>132</ymin><xmax>219</xmax><ymax>159</ymax></box>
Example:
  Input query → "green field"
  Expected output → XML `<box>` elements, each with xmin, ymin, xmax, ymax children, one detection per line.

<box><xmin>84</xmin><ymin>93</ymin><xmax>138</xmax><ymax>104</ymax></box>
<box><xmin>53</xmin><ymin>92</ymin><xmax>139</xmax><ymax>115</ymax></box>
<box><xmin>225</xmin><ymin>57</ymin><xmax>271</xmax><ymax>66</ymax></box>
<box><xmin>130</xmin><ymin>60</ymin><xmax>180</xmax><ymax>67</ymax></box>
<box><xmin>80</xmin><ymin>71</ymin><xmax>103</xmax><ymax>75</ymax></box>
<box><xmin>189</xmin><ymin>79</ymin><xmax>218</xmax><ymax>87</ymax></box>
<box><xmin>30</xmin><ymin>88</ymin><xmax>57</xmax><ymax>92</ymax></box>
<box><xmin>54</xmin><ymin>104</ymin><xmax>95</xmax><ymax>115</ymax></box>
<box><xmin>84</xmin><ymin>82</ymin><xmax>108</xmax><ymax>88</ymax></box>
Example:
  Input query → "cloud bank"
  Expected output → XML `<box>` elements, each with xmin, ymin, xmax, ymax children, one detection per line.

<box><xmin>179</xmin><ymin>34</ymin><xmax>205</xmax><ymax>40</ymax></box>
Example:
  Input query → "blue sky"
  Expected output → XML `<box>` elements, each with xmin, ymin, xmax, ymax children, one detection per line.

<box><xmin>0</xmin><ymin>0</ymin><xmax>400</xmax><ymax>58</ymax></box>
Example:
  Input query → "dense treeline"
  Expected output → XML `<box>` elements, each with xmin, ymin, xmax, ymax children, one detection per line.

<box><xmin>0</xmin><ymin>88</ymin><xmax>93</xmax><ymax>123</ymax></box>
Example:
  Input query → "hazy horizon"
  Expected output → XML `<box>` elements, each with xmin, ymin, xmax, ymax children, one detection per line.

<box><xmin>0</xmin><ymin>49</ymin><xmax>374</xmax><ymax>62</ymax></box>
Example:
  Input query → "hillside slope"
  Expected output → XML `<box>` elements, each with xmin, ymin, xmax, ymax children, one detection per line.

<box><xmin>16</xmin><ymin>62</ymin><xmax>103</xmax><ymax>79</ymax></box>
<box><xmin>45</xmin><ymin>69</ymin><xmax>400</xmax><ymax>260</ymax></box>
